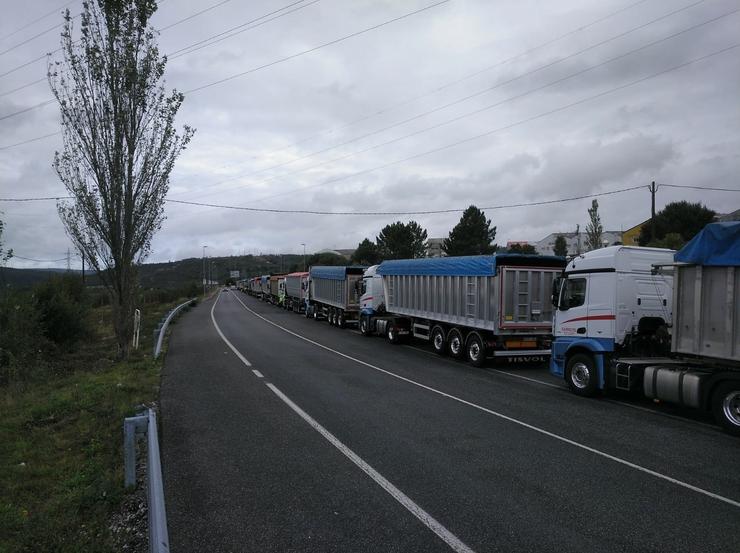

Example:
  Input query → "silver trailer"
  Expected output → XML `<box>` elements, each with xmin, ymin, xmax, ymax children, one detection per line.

<box><xmin>364</xmin><ymin>254</ymin><xmax>566</xmax><ymax>365</ymax></box>
<box><xmin>308</xmin><ymin>266</ymin><xmax>365</xmax><ymax>327</ymax></box>
<box><xmin>285</xmin><ymin>272</ymin><xmax>309</xmax><ymax>312</ymax></box>
<box><xmin>672</xmin><ymin>264</ymin><xmax>740</xmax><ymax>362</ymax></box>
<box><xmin>249</xmin><ymin>277</ymin><xmax>262</xmax><ymax>296</ymax></box>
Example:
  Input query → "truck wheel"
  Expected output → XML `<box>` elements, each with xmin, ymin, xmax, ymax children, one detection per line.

<box><xmin>360</xmin><ymin>315</ymin><xmax>371</xmax><ymax>336</ymax></box>
<box><xmin>337</xmin><ymin>311</ymin><xmax>345</xmax><ymax>328</ymax></box>
<box><xmin>313</xmin><ymin>308</ymin><xmax>319</xmax><ymax>321</ymax></box>
<box><xmin>431</xmin><ymin>326</ymin><xmax>446</xmax><ymax>356</ymax></box>
<box><xmin>465</xmin><ymin>332</ymin><xmax>485</xmax><ymax>367</ymax></box>
<box><xmin>447</xmin><ymin>328</ymin><xmax>464</xmax><ymax>359</ymax></box>
<box><xmin>387</xmin><ymin>325</ymin><xmax>401</xmax><ymax>345</ymax></box>
<box><xmin>565</xmin><ymin>353</ymin><xmax>598</xmax><ymax>397</ymax></box>
<box><xmin>711</xmin><ymin>382</ymin><xmax>740</xmax><ymax>436</ymax></box>
<box><xmin>329</xmin><ymin>309</ymin><xmax>336</xmax><ymax>325</ymax></box>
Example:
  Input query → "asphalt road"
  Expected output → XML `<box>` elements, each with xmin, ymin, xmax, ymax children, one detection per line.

<box><xmin>161</xmin><ymin>290</ymin><xmax>740</xmax><ymax>553</ymax></box>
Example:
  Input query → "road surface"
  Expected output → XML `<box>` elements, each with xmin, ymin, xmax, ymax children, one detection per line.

<box><xmin>160</xmin><ymin>290</ymin><xmax>740</xmax><ymax>552</ymax></box>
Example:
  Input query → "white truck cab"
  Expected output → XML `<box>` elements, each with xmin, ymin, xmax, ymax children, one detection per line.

<box><xmin>551</xmin><ymin>246</ymin><xmax>675</xmax><ymax>392</ymax></box>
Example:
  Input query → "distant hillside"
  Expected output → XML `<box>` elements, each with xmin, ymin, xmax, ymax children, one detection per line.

<box><xmin>2</xmin><ymin>254</ymin><xmax>305</xmax><ymax>290</ymax></box>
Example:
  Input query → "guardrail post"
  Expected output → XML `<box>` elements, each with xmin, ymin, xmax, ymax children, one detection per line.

<box><xmin>123</xmin><ymin>414</ymin><xmax>148</xmax><ymax>488</ymax></box>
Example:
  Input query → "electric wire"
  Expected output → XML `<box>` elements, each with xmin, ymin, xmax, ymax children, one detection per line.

<box><xmin>159</xmin><ymin>0</ymin><xmax>233</xmax><ymax>31</ymax></box>
<box><xmin>195</xmin><ymin>0</ymin><xmax>717</xmax><ymax>197</ymax></box>
<box><xmin>11</xmin><ymin>254</ymin><xmax>73</xmax><ymax>263</ymax></box>
<box><xmin>0</xmin><ymin>1</ymin><xmax>76</xmax><ymax>42</ymax></box>
<box><xmin>244</xmin><ymin>42</ymin><xmax>740</xmax><ymax>206</ymax></box>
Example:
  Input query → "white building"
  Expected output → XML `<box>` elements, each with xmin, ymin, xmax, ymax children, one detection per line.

<box><xmin>426</xmin><ymin>237</ymin><xmax>446</xmax><ymax>257</ymax></box>
<box><xmin>535</xmin><ymin>230</ymin><xmax>622</xmax><ymax>256</ymax></box>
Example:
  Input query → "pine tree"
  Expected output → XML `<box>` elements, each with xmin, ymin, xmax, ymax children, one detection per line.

<box><xmin>442</xmin><ymin>206</ymin><xmax>497</xmax><ymax>256</ymax></box>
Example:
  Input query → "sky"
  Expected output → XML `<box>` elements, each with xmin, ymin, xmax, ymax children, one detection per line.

<box><xmin>1</xmin><ymin>0</ymin><xmax>739</xmax><ymax>269</ymax></box>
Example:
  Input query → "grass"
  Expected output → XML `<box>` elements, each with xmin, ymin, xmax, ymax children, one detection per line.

<box><xmin>0</xmin><ymin>297</ymin><xmax>194</xmax><ymax>553</ymax></box>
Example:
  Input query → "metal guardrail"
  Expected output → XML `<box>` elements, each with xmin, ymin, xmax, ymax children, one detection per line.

<box><xmin>124</xmin><ymin>408</ymin><xmax>169</xmax><ymax>553</ymax></box>
<box><xmin>153</xmin><ymin>298</ymin><xmax>196</xmax><ymax>358</ymax></box>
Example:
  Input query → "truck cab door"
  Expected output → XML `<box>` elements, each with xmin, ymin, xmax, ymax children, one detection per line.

<box><xmin>555</xmin><ymin>276</ymin><xmax>589</xmax><ymax>337</ymax></box>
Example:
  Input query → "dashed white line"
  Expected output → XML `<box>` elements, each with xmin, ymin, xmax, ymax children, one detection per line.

<box><xmin>265</xmin><ymin>382</ymin><xmax>476</xmax><ymax>553</ymax></box>
<box><xmin>252</xmin><ymin>369</ymin><xmax>264</xmax><ymax>378</ymax></box>
<box><xmin>231</xmin><ymin>292</ymin><xmax>740</xmax><ymax>510</ymax></box>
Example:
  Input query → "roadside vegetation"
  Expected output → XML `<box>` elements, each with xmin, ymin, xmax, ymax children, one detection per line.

<box><xmin>0</xmin><ymin>274</ymin><xmax>197</xmax><ymax>552</ymax></box>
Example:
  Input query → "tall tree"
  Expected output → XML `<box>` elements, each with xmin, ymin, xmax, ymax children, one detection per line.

<box><xmin>442</xmin><ymin>205</ymin><xmax>496</xmax><ymax>256</ymax></box>
<box><xmin>638</xmin><ymin>201</ymin><xmax>716</xmax><ymax>247</ymax></box>
<box><xmin>351</xmin><ymin>238</ymin><xmax>382</xmax><ymax>265</ymax></box>
<box><xmin>49</xmin><ymin>0</ymin><xmax>194</xmax><ymax>358</ymax></box>
<box><xmin>376</xmin><ymin>221</ymin><xmax>428</xmax><ymax>260</ymax></box>
<box><xmin>553</xmin><ymin>234</ymin><xmax>568</xmax><ymax>257</ymax></box>
<box><xmin>0</xmin><ymin>216</ymin><xmax>12</xmax><ymax>264</ymax></box>
<box><xmin>585</xmin><ymin>199</ymin><xmax>603</xmax><ymax>251</ymax></box>
<box><xmin>507</xmin><ymin>243</ymin><xmax>538</xmax><ymax>254</ymax></box>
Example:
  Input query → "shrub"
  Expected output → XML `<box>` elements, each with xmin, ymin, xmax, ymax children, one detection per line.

<box><xmin>34</xmin><ymin>275</ymin><xmax>90</xmax><ymax>350</ymax></box>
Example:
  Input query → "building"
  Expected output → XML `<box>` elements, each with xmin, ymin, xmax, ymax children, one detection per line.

<box><xmin>426</xmin><ymin>237</ymin><xmax>446</xmax><ymax>257</ymax></box>
<box><xmin>622</xmin><ymin>219</ymin><xmax>648</xmax><ymax>246</ymax></box>
<box><xmin>535</xmin><ymin>230</ymin><xmax>622</xmax><ymax>256</ymax></box>
<box><xmin>718</xmin><ymin>209</ymin><xmax>740</xmax><ymax>222</ymax></box>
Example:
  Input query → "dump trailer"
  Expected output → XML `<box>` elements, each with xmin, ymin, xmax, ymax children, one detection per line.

<box><xmin>268</xmin><ymin>274</ymin><xmax>287</xmax><ymax>304</ymax></box>
<box><xmin>550</xmin><ymin>222</ymin><xmax>740</xmax><ymax>435</ymax></box>
<box><xmin>259</xmin><ymin>275</ymin><xmax>270</xmax><ymax>300</ymax></box>
<box><xmin>308</xmin><ymin>266</ymin><xmax>365</xmax><ymax>327</ymax></box>
<box><xmin>248</xmin><ymin>277</ymin><xmax>261</xmax><ymax>296</ymax></box>
<box><xmin>284</xmin><ymin>272</ymin><xmax>309</xmax><ymax>312</ymax></box>
<box><xmin>358</xmin><ymin>254</ymin><xmax>566</xmax><ymax>366</ymax></box>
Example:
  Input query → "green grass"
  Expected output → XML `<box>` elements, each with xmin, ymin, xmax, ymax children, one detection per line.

<box><xmin>0</xmin><ymin>298</ymin><xmax>194</xmax><ymax>553</ymax></box>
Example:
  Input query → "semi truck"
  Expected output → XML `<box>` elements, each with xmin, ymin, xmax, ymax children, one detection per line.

<box><xmin>358</xmin><ymin>254</ymin><xmax>566</xmax><ymax>366</ymax></box>
<box><xmin>550</xmin><ymin>222</ymin><xmax>740</xmax><ymax>434</ymax></box>
<box><xmin>307</xmin><ymin>266</ymin><xmax>365</xmax><ymax>327</ymax></box>
<box><xmin>284</xmin><ymin>271</ymin><xmax>309</xmax><ymax>312</ymax></box>
<box><xmin>267</xmin><ymin>274</ymin><xmax>286</xmax><ymax>305</ymax></box>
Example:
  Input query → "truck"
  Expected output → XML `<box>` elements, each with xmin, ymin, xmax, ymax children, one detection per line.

<box><xmin>358</xmin><ymin>254</ymin><xmax>566</xmax><ymax>366</ymax></box>
<box><xmin>247</xmin><ymin>276</ymin><xmax>261</xmax><ymax>297</ymax></box>
<box><xmin>259</xmin><ymin>275</ymin><xmax>270</xmax><ymax>300</ymax></box>
<box><xmin>284</xmin><ymin>271</ymin><xmax>309</xmax><ymax>312</ymax></box>
<box><xmin>307</xmin><ymin>266</ymin><xmax>365</xmax><ymax>327</ymax></box>
<box><xmin>267</xmin><ymin>274</ymin><xmax>286</xmax><ymax>305</ymax></box>
<box><xmin>550</xmin><ymin>222</ymin><xmax>740</xmax><ymax>435</ymax></box>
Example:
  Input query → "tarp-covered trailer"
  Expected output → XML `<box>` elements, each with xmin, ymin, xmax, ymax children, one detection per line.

<box><xmin>308</xmin><ymin>266</ymin><xmax>365</xmax><ymax>327</ymax></box>
<box><xmin>365</xmin><ymin>254</ymin><xmax>566</xmax><ymax>365</ymax></box>
<box><xmin>268</xmin><ymin>274</ymin><xmax>286</xmax><ymax>304</ymax></box>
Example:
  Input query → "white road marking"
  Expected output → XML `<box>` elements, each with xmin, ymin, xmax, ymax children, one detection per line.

<box><xmin>252</xmin><ymin>369</ymin><xmax>264</xmax><ymax>378</ymax></box>
<box><xmin>264</xmin><ymin>382</ymin><xmax>476</xmax><ymax>553</ymax></box>
<box><xmin>489</xmin><ymin>369</ymin><xmax>563</xmax><ymax>389</ymax></box>
<box><xmin>211</xmin><ymin>293</ymin><xmax>252</xmax><ymax>367</ymax></box>
<box><xmin>232</xmin><ymin>293</ymin><xmax>740</xmax><ymax>510</ymax></box>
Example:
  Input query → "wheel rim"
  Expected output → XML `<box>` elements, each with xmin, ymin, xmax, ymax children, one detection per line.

<box><xmin>571</xmin><ymin>362</ymin><xmax>591</xmax><ymax>389</ymax></box>
<box><xmin>389</xmin><ymin>328</ymin><xmax>396</xmax><ymax>341</ymax></box>
<box><xmin>360</xmin><ymin>319</ymin><xmax>367</xmax><ymax>333</ymax></box>
<box><xmin>722</xmin><ymin>391</ymin><xmax>740</xmax><ymax>427</ymax></box>
<box><xmin>469</xmin><ymin>341</ymin><xmax>480</xmax><ymax>361</ymax></box>
<box><xmin>450</xmin><ymin>335</ymin><xmax>461</xmax><ymax>355</ymax></box>
<box><xmin>433</xmin><ymin>331</ymin><xmax>444</xmax><ymax>351</ymax></box>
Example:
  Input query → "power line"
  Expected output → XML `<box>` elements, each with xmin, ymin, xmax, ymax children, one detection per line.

<box><xmin>659</xmin><ymin>183</ymin><xmax>740</xmax><ymax>192</ymax></box>
<box><xmin>0</xmin><ymin>131</ymin><xmax>61</xmax><ymax>151</ymax></box>
<box><xmin>245</xmin><ymin>42</ymin><xmax>740</xmax><ymax>205</ymax></box>
<box><xmin>0</xmin><ymin>1</ymin><xmax>76</xmax><ymax>43</ymax></box>
<box><xmin>193</xmin><ymin>0</ymin><xmax>716</xmax><ymax>198</ymax></box>
<box><xmin>11</xmin><ymin>254</ymin><xmax>74</xmax><ymax>263</ymax></box>
<box><xmin>0</xmin><ymin>19</ymin><xmax>68</xmax><ymax>57</ymax></box>
<box><xmin>168</xmin><ymin>0</ymin><xmax>318</xmax><ymax>59</ymax></box>
<box><xmin>194</xmin><ymin>0</ymin><xmax>661</xmax><ymax>185</ymax></box>
<box><xmin>166</xmin><ymin>185</ymin><xmax>649</xmax><ymax>216</ymax></box>
<box><xmin>0</xmin><ymin>196</ymin><xmax>70</xmax><ymax>202</ymax></box>
<box><xmin>183</xmin><ymin>0</ymin><xmax>450</xmax><ymax>94</ymax></box>
<box><xmin>159</xmin><ymin>0</ymin><xmax>233</xmax><ymax>31</ymax></box>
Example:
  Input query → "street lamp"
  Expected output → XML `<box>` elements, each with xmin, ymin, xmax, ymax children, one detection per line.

<box><xmin>301</xmin><ymin>243</ymin><xmax>306</xmax><ymax>272</ymax></box>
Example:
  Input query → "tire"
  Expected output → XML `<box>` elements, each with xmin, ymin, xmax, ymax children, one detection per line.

<box><xmin>387</xmin><ymin>324</ymin><xmax>401</xmax><ymax>345</ymax></box>
<box><xmin>447</xmin><ymin>328</ymin><xmax>464</xmax><ymax>359</ymax></box>
<box><xmin>360</xmin><ymin>315</ymin><xmax>372</xmax><ymax>336</ymax></box>
<box><xmin>465</xmin><ymin>332</ymin><xmax>486</xmax><ymax>367</ymax></box>
<box><xmin>711</xmin><ymin>381</ymin><xmax>740</xmax><ymax>436</ymax></box>
<box><xmin>313</xmin><ymin>308</ymin><xmax>319</xmax><ymax>321</ymax></box>
<box><xmin>431</xmin><ymin>326</ymin><xmax>446</xmax><ymax>356</ymax></box>
<box><xmin>337</xmin><ymin>311</ymin><xmax>345</xmax><ymax>329</ymax></box>
<box><xmin>565</xmin><ymin>353</ymin><xmax>599</xmax><ymax>397</ymax></box>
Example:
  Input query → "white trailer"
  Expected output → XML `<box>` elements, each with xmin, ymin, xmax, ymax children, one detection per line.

<box><xmin>551</xmin><ymin>222</ymin><xmax>740</xmax><ymax>434</ymax></box>
<box><xmin>359</xmin><ymin>254</ymin><xmax>566</xmax><ymax>366</ymax></box>
<box><xmin>284</xmin><ymin>271</ymin><xmax>309</xmax><ymax>312</ymax></box>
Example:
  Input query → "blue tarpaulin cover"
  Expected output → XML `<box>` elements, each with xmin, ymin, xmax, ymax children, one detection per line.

<box><xmin>310</xmin><ymin>266</ymin><xmax>365</xmax><ymax>280</ymax></box>
<box><xmin>377</xmin><ymin>254</ymin><xmax>565</xmax><ymax>277</ymax></box>
<box><xmin>674</xmin><ymin>222</ymin><xmax>740</xmax><ymax>266</ymax></box>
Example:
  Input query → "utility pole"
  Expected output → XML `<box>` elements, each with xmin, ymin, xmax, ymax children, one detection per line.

<box><xmin>575</xmin><ymin>224</ymin><xmax>581</xmax><ymax>255</ymax></box>
<box><xmin>649</xmin><ymin>181</ymin><xmax>657</xmax><ymax>243</ymax></box>
<box><xmin>202</xmin><ymin>245</ymin><xmax>207</xmax><ymax>295</ymax></box>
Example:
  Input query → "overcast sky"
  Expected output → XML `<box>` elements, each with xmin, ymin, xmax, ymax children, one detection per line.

<box><xmin>1</xmin><ymin>0</ymin><xmax>738</xmax><ymax>268</ymax></box>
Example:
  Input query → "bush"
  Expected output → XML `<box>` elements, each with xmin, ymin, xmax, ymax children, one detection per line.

<box><xmin>34</xmin><ymin>275</ymin><xmax>90</xmax><ymax>350</ymax></box>
<box><xmin>0</xmin><ymin>288</ymin><xmax>46</xmax><ymax>383</ymax></box>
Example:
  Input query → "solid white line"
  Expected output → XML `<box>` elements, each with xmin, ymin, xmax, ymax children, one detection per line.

<box><xmin>264</xmin><ymin>382</ymin><xmax>475</xmax><ymax>553</ymax></box>
<box><xmin>252</xmin><ymin>369</ymin><xmax>264</xmax><ymax>378</ymax></box>
<box><xmin>490</xmin><ymin>369</ymin><xmax>563</xmax><ymax>390</ymax></box>
<box><xmin>211</xmin><ymin>293</ymin><xmax>252</xmax><ymax>367</ymax></box>
<box><xmin>231</xmin><ymin>293</ymin><xmax>740</xmax><ymax>510</ymax></box>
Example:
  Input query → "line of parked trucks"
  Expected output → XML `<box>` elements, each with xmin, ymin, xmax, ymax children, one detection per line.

<box><xmin>238</xmin><ymin>222</ymin><xmax>740</xmax><ymax>435</ymax></box>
